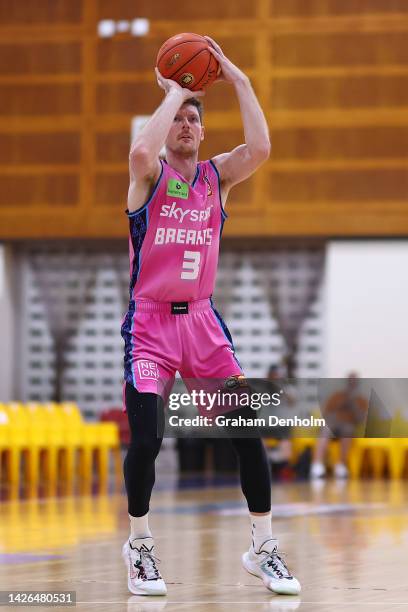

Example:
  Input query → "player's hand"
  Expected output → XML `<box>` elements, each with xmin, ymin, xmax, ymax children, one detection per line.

<box><xmin>155</xmin><ymin>67</ymin><xmax>205</xmax><ymax>100</ymax></box>
<box><xmin>204</xmin><ymin>36</ymin><xmax>247</xmax><ymax>84</ymax></box>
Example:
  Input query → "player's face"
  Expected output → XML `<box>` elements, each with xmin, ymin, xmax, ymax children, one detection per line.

<box><xmin>166</xmin><ymin>104</ymin><xmax>204</xmax><ymax>156</ymax></box>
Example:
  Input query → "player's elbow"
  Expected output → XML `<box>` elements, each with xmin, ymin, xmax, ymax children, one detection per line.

<box><xmin>129</xmin><ymin>145</ymin><xmax>154</xmax><ymax>176</ymax></box>
<box><xmin>254</xmin><ymin>140</ymin><xmax>271</xmax><ymax>163</ymax></box>
<box><xmin>129</xmin><ymin>144</ymin><xmax>150</xmax><ymax>165</ymax></box>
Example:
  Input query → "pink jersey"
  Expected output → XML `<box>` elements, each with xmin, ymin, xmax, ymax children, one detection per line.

<box><xmin>126</xmin><ymin>159</ymin><xmax>226</xmax><ymax>302</ymax></box>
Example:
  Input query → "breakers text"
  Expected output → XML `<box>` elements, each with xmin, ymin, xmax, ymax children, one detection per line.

<box><xmin>155</xmin><ymin>227</ymin><xmax>213</xmax><ymax>246</ymax></box>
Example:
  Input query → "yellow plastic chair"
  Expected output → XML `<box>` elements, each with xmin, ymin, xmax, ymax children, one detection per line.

<box><xmin>78</xmin><ymin>421</ymin><xmax>121</xmax><ymax>492</ymax></box>
<box><xmin>348</xmin><ymin>438</ymin><xmax>402</xmax><ymax>479</ymax></box>
<box><xmin>290</xmin><ymin>409</ymin><xmax>320</xmax><ymax>463</ymax></box>
<box><xmin>59</xmin><ymin>402</ymin><xmax>121</xmax><ymax>491</ymax></box>
<box><xmin>38</xmin><ymin>402</ymin><xmax>67</xmax><ymax>494</ymax></box>
<box><xmin>24</xmin><ymin>402</ymin><xmax>51</xmax><ymax>494</ymax></box>
<box><xmin>59</xmin><ymin>402</ymin><xmax>84</xmax><ymax>492</ymax></box>
<box><xmin>390</xmin><ymin>410</ymin><xmax>408</xmax><ymax>477</ymax></box>
<box><xmin>349</xmin><ymin>416</ymin><xmax>403</xmax><ymax>478</ymax></box>
<box><xmin>348</xmin><ymin>413</ymin><xmax>405</xmax><ymax>479</ymax></box>
<box><xmin>0</xmin><ymin>405</ymin><xmax>11</xmax><ymax>485</ymax></box>
<box><xmin>3</xmin><ymin>403</ymin><xmax>30</xmax><ymax>490</ymax></box>
<box><xmin>2</xmin><ymin>401</ymin><xmax>121</xmax><ymax>496</ymax></box>
<box><xmin>94</xmin><ymin>421</ymin><xmax>122</xmax><ymax>490</ymax></box>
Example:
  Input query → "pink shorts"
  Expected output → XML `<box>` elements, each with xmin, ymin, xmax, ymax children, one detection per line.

<box><xmin>122</xmin><ymin>298</ymin><xmax>242</xmax><ymax>402</ymax></box>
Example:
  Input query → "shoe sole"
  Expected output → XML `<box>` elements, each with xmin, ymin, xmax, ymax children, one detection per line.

<box><xmin>122</xmin><ymin>547</ymin><xmax>167</xmax><ymax>596</ymax></box>
<box><xmin>242</xmin><ymin>552</ymin><xmax>301</xmax><ymax>596</ymax></box>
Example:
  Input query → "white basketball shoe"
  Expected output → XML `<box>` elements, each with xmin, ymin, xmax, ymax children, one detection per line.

<box><xmin>310</xmin><ymin>461</ymin><xmax>326</xmax><ymax>479</ymax></box>
<box><xmin>122</xmin><ymin>537</ymin><xmax>167</xmax><ymax>596</ymax></box>
<box><xmin>333</xmin><ymin>462</ymin><xmax>349</xmax><ymax>479</ymax></box>
<box><xmin>242</xmin><ymin>538</ymin><xmax>301</xmax><ymax>595</ymax></box>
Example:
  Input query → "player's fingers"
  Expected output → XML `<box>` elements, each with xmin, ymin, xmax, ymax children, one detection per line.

<box><xmin>155</xmin><ymin>68</ymin><xmax>168</xmax><ymax>90</ymax></box>
<box><xmin>207</xmin><ymin>46</ymin><xmax>222</xmax><ymax>62</ymax></box>
<box><xmin>155</xmin><ymin>66</ymin><xmax>164</xmax><ymax>81</ymax></box>
<box><xmin>191</xmin><ymin>89</ymin><xmax>205</xmax><ymax>98</ymax></box>
<box><xmin>204</xmin><ymin>36</ymin><xmax>223</xmax><ymax>55</ymax></box>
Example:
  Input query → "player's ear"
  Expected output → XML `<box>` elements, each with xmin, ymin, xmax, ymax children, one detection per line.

<box><xmin>200</xmin><ymin>126</ymin><xmax>205</xmax><ymax>141</ymax></box>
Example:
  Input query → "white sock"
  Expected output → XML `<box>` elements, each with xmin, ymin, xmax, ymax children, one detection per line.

<box><xmin>129</xmin><ymin>513</ymin><xmax>152</xmax><ymax>542</ymax></box>
<box><xmin>250</xmin><ymin>512</ymin><xmax>272</xmax><ymax>551</ymax></box>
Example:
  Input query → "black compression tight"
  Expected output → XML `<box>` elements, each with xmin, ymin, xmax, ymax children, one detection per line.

<box><xmin>123</xmin><ymin>383</ymin><xmax>271</xmax><ymax>517</ymax></box>
<box><xmin>228</xmin><ymin>435</ymin><xmax>271</xmax><ymax>513</ymax></box>
<box><xmin>123</xmin><ymin>383</ymin><xmax>164</xmax><ymax>517</ymax></box>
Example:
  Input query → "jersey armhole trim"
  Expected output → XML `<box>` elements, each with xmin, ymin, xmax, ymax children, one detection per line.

<box><xmin>192</xmin><ymin>162</ymin><xmax>200</xmax><ymax>187</ymax></box>
<box><xmin>126</xmin><ymin>159</ymin><xmax>164</xmax><ymax>218</ymax></box>
<box><xmin>209</xmin><ymin>159</ymin><xmax>228</xmax><ymax>220</ymax></box>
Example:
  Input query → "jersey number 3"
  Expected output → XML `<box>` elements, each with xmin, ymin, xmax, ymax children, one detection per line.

<box><xmin>181</xmin><ymin>250</ymin><xmax>200</xmax><ymax>280</ymax></box>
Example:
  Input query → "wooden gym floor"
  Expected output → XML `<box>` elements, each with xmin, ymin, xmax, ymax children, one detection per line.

<box><xmin>0</xmin><ymin>478</ymin><xmax>407</xmax><ymax>612</ymax></box>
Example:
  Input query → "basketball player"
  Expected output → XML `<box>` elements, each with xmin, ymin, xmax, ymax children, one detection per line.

<box><xmin>121</xmin><ymin>37</ymin><xmax>301</xmax><ymax>596</ymax></box>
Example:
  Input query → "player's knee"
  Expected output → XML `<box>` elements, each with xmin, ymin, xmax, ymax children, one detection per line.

<box><xmin>128</xmin><ymin>434</ymin><xmax>162</xmax><ymax>463</ymax></box>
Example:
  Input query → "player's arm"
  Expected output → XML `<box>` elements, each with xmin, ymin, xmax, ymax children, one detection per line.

<box><xmin>128</xmin><ymin>69</ymin><xmax>204</xmax><ymax>212</ymax></box>
<box><xmin>206</xmin><ymin>37</ymin><xmax>271</xmax><ymax>197</ymax></box>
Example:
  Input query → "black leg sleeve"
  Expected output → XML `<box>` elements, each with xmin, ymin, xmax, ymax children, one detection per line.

<box><xmin>123</xmin><ymin>383</ymin><xmax>164</xmax><ymax>517</ymax></box>
<box><xmin>229</xmin><ymin>436</ymin><xmax>272</xmax><ymax>513</ymax></box>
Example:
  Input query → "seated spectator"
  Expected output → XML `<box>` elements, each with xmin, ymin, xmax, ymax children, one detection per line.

<box><xmin>311</xmin><ymin>372</ymin><xmax>368</xmax><ymax>479</ymax></box>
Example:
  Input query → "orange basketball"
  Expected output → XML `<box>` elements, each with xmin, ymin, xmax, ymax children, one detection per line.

<box><xmin>156</xmin><ymin>33</ymin><xmax>219</xmax><ymax>92</ymax></box>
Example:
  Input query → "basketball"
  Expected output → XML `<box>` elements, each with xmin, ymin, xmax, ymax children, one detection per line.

<box><xmin>156</xmin><ymin>32</ymin><xmax>219</xmax><ymax>91</ymax></box>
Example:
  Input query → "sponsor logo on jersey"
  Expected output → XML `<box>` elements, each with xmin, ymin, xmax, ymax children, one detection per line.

<box><xmin>203</xmin><ymin>172</ymin><xmax>213</xmax><ymax>196</ymax></box>
<box><xmin>137</xmin><ymin>360</ymin><xmax>159</xmax><ymax>380</ymax></box>
<box><xmin>166</xmin><ymin>179</ymin><xmax>189</xmax><ymax>199</ymax></box>
<box><xmin>160</xmin><ymin>203</ymin><xmax>213</xmax><ymax>223</ymax></box>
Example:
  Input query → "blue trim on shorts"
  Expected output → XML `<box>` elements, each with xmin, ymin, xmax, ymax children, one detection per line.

<box><xmin>130</xmin><ymin>303</ymin><xmax>136</xmax><ymax>388</ymax></box>
<box><xmin>209</xmin><ymin>297</ymin><xmax>242</xmax><ymax>370</ymax></box>
<box><xmin>121</xmin><ymin>299</ymin><xmax>137</xmax><ymax>387</ymax></box>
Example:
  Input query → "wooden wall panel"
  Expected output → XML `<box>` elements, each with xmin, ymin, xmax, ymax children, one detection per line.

<box><xmin>268</xmin><ymin>169</ymin><xmax>408</xmax><ymax>202</ymax></box>
<box><xmin>0</xmin><ymin>133</ymin><xmax>80</xmax><ymax>164</ymax></box>
<box><xmin>0</xmin><ymin>0</ymin><xmax>407</xmax><ymax>238</ymax></box>
<box><xmin>97</xmin><ymin>36</ymin><xmax>255</xmax><ymax>73</ymax></box>
<box><xmin>0</xmin><ymin>175</ymin><xmax>78</xmax><ymax>206</ymax></box>
<box><xmin>270</xmin><ymin>0</ymin><xmax>408</xmax><ymax>17</ymax></box>
<box><xmin>96</xmin><ymin>132</ymin><xmax>130</xmax><ymax>163</ymax></box>
<box><xmin>199</xmin><ymin>130</ymin><xmax>243</xmax><ymax>160</ymax></box>
<box><xmin>271</xmin><ymin>32</ymin><xmax>408</xmax><ymax>67</ymax></box>
<box><xmin>95</xmin><ymin>173</ymin><xmax>128</xmax><ymax>206</ymax></box>
<box><xmin>98</xmin><ymin>39</ymin><xmax>164</xmax><ymax>73</ymax></box>
<box><xmin>0</xmin><ymin>84</ymin><xmax>81</xmax><ymax>115</ymax></box>
<box><xmin>271</xmin><ymin>75</ymin><xmax>408</xmax><ymax>109</ymax></box>
<box><xmin>0</xmin><ymin>43</ymin><xmax>81</xmax><ymax>75</ymax></box>
<box><xmin>97</xmin><ymin>0</ymin><xmax>256</xmax><ymax>20</ymax></box>
<box><xmin>227</xmin><ymin>179</ymin><xmax>254</xmax><ymax>206</ymax></box>
<box><xmin>0</xmin><ymin>0</ymin><xmax>83</xmax><ymax>24</ymax></box>
<box><xmin>270</xmin><ymin>126</ymin><xmax>408</xmax><ymax>159</ymax></box>
<box><xmin>96</xmin><ymin>83</ymin><xmax>162</xmax><ymax>114</ymax></box>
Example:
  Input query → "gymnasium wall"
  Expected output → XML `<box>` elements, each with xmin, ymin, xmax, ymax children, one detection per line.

<box><xmin>0</xmin><ymin>245</ymin><xmax>15</xmax><ymax>401</ymax></box>
<box><xmin>324</xmin><ymin>240</ymin><xmax>408</xmax><ymax>378</ymax></box>
<box><xmin>0</xmin><ymin>0</ymin><xmax>407</xmax><ymax>239</ymax></box>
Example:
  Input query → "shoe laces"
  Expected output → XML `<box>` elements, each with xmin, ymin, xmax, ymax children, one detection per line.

<box><xmin>132</xmin><ymin>544</ymin><xmax>161</xmax><ymax>580</ymax></box>
<box><xmin>263</xmin><ymin>547</ymin><xmax>292</xmax><ymax>579</ymax></box>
